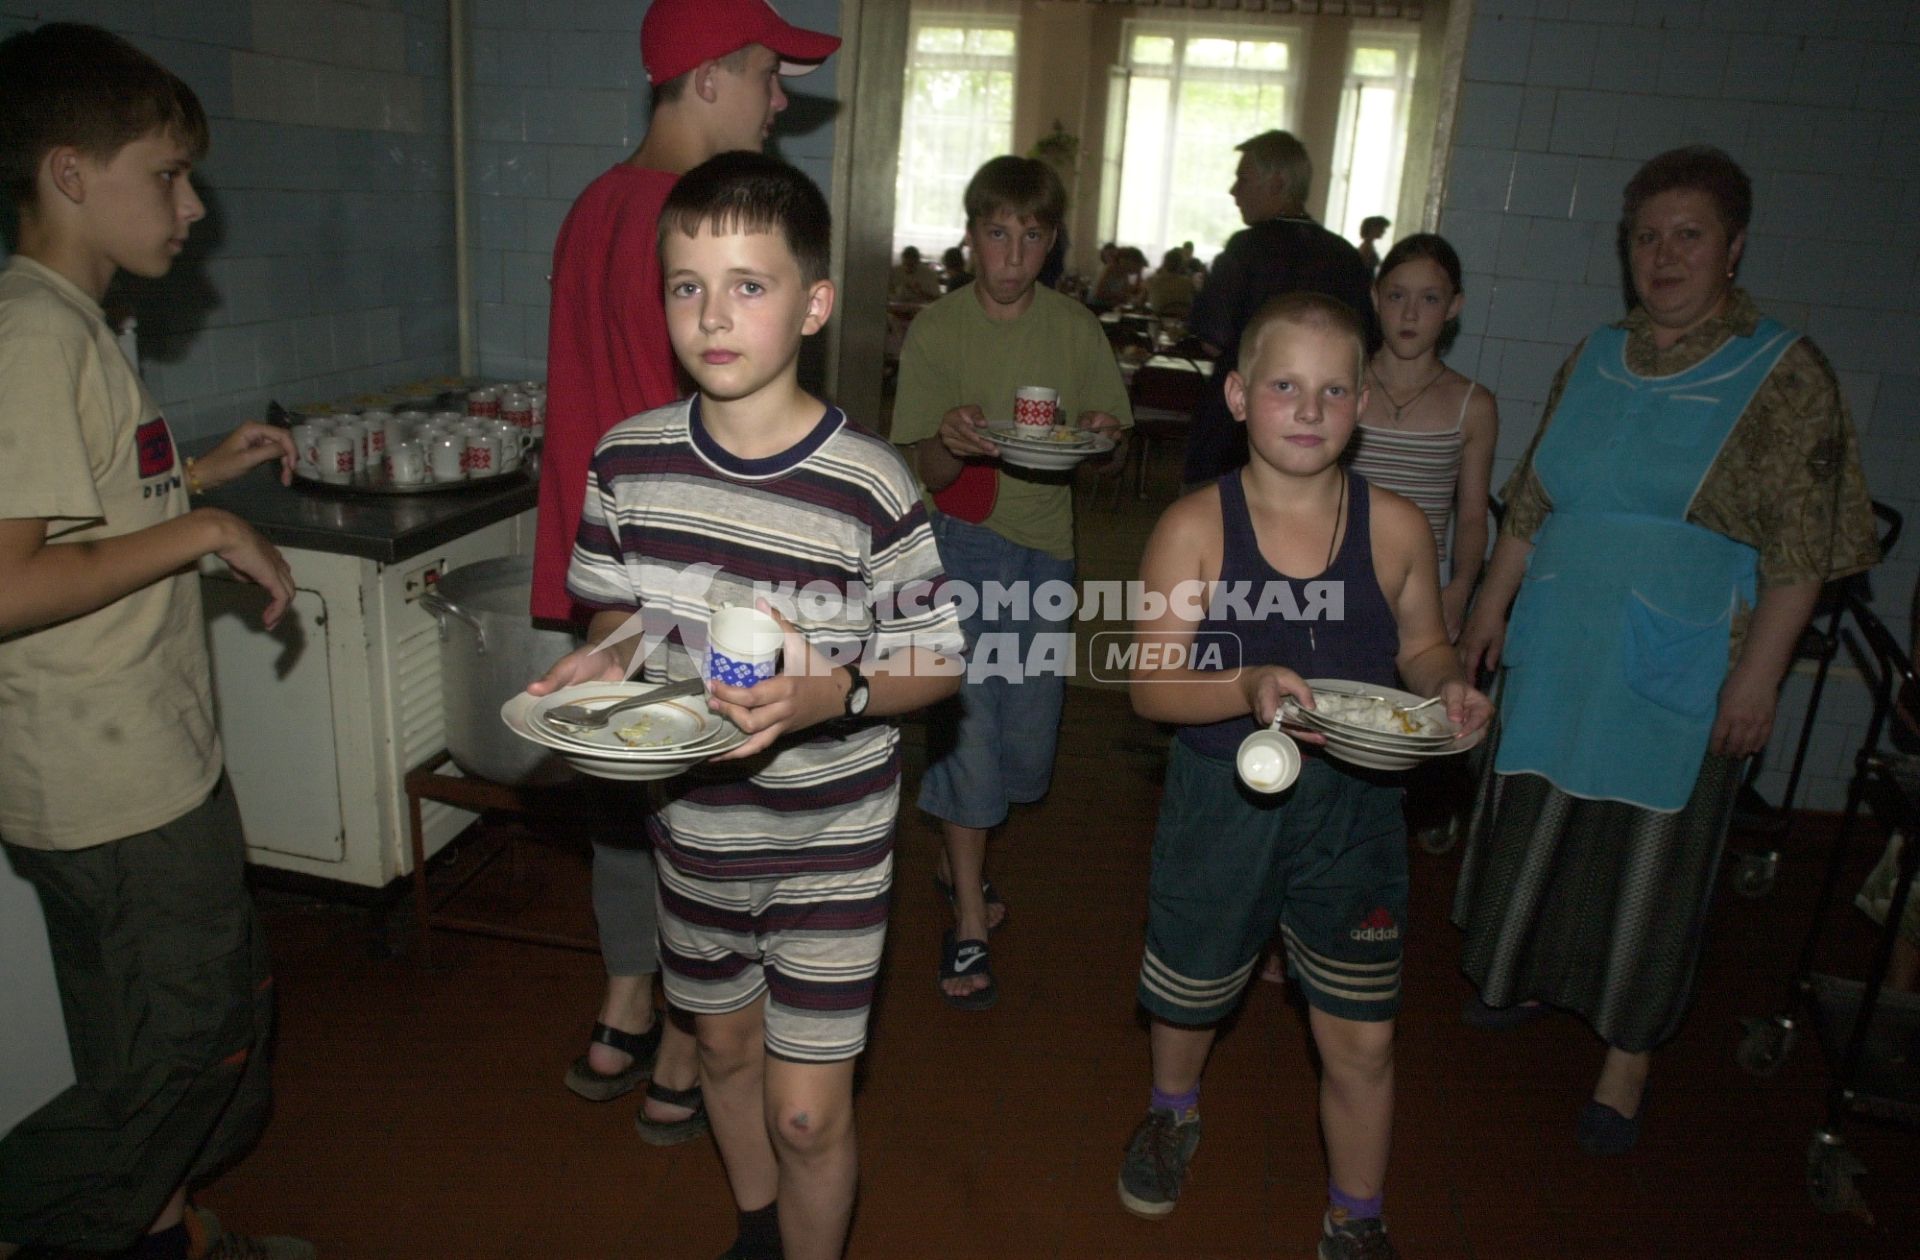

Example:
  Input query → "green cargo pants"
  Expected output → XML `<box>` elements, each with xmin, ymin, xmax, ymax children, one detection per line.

<box><xmin>0</xmin><ymin>776</ymin><xmax>273</xmax><ymax>1252</ymax></box>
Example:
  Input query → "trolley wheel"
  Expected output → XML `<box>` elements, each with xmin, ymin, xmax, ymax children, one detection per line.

<box><xmin>1805</xmin><ymin>1134</ymin><xmax>1872</xmax><ymax>1222</ymax></box>
<box><xmin>1736</xmin><ymin>1016</ymin><xmax>1797</xmax><ymax>1077</ymax></box>
<box><xmin>1734</xmin><ymin>850</ymin><xmax>1779</xmax><ymax>898</ymax></box>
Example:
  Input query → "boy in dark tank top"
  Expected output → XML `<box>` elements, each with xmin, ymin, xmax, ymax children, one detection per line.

<box><xmin>1115</xmin><ymin>293</ymin><xmax>1493</xmax><ymax>1260</ymax></box>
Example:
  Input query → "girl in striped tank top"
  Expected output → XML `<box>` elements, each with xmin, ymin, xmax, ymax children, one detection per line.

<box><xmin>1345</xmin><ymin>234</ymin><xmax>1499</xmax><ymax>641</ymax></box>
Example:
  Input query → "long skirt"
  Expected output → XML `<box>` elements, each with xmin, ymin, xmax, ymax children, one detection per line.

<box><xmin>1452</xmin><ymin>747</ymin><xmax>1743</xmax><ymax>1053</ymax></box>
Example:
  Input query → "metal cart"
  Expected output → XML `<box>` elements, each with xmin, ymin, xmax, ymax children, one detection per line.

<box><xmin>1736</xmin><ymin>585</ymin><xmax>1920</xmax><ymax>1218</ymax></box>
<box><xmin>1726</xmin><ymin>502</ymin><xmax>1903</xmax><ymax>897</ymax></box>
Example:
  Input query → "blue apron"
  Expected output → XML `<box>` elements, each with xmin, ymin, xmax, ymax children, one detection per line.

<box><xmin>1494</xmin><ymin>317</ymin><xmax>1797</xmax><ymax>811</ymax></box>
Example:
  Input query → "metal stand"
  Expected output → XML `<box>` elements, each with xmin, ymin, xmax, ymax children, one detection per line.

<box><xmin>405</xmin><ymin>751</ymin><xmax>599</xmax><ymax>964</ymax></box>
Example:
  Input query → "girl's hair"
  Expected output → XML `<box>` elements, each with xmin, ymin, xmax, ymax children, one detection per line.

<box><xmin>1374</xmin><ymin>232</ymin><xmax>1463</xmax><ymax>293</ymax></box>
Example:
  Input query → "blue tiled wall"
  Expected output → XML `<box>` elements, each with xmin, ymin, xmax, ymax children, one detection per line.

<box><xmin>465</xmin><ymin>0</ymin><xmax>842</xmax><ymax>382</ymax></box>
<box><xmin>0</xmin><ymin>1</ymin><xmax>459</xmax><ymax>444</ymax></box>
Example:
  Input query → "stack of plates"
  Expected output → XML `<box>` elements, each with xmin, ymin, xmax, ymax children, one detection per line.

<box><xmin>984</xmin><ymin>424</ymin><xmax>1116</xmax><ymax>470</ymax></box>
<box><xmin>1283</xmin><ymin>679</ymin><xmax>1485</xmax><ymax>772</ymax></box>
<box><xmin>500</xmin><ymin>681</ymin><xmax>748</xmax><ymax>781</ymax></box>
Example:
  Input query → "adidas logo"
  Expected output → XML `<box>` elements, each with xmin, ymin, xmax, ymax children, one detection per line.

<box><xmin>1350</xmin><ymin>908</ymin><xmax>1399</xmax><ymax>942</ymax></box>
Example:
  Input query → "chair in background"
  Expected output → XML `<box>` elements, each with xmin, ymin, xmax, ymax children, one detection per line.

<box><xmin>1108</xmin><ymin>356</ymin><xmax>1206</xmax><ymax>505</ymax></box>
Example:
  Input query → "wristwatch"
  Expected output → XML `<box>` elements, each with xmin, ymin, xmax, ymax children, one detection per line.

<box><xmin>841</xmin><ymin>662</ymin><xmax>870</xmax><ymax>718</ymax></box>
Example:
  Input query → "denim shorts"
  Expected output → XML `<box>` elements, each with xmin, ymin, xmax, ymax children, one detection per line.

<box><xmin>916</xmin><ymin>513</ymin><xmax>1075</xmax><ymax>830</ymax></box>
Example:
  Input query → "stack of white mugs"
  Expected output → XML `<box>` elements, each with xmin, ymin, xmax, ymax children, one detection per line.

<box><xmin>291</xmin><ymin>384</ymin><xmax>545</xmax><ymax>486</ymax></box>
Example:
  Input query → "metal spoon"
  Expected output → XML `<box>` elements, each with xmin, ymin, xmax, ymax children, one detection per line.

<box><xmin>1395</xmin><ymin>695</ymin><xmax>1443</xmax><ymax>716</ymax></box>
<box><xmin>542</xmin><ymin>677</ymin><xmax>707</xmax><ymax>731</ymax></box>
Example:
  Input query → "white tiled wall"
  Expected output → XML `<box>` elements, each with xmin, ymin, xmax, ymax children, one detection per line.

<box><xmin>1442</xmin><ymin>0</ymin><xmax>1920</xmax><ymax>811</ymax></box>
<box><xmin>465</xmin><ymin>0</ymin><xmax>843</xmax><ymax>382</ymax></box>
<box><xmin>0</xmin><ymin>0</ymin><xmax>459</xmax><ymax>444</ymax></box>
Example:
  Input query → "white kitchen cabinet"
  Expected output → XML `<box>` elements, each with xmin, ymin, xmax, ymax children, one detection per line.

<box><xmin>202</xmin><ymin>509</ymin><xmax>535</xmax><ymax>890</ymax></box>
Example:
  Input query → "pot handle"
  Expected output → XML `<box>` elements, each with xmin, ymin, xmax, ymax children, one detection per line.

<box><xmin>418</xmin><ymin>588</ymin><xmax>487</xmax><ymax>652</ymax></box>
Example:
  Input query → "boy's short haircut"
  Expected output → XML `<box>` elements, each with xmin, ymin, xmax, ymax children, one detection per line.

<box><xmin>963</xmin><ymin>156</ymin><xmax>1065</xmax><ymax>232</ymax></box>
<box><xmin>651</xmin><ymin>43</ymin><xmax>756</xmax><ymax>107</ymax></box>
<box><xmin>658</xmin><ymin>150</ymin><xmax>832</xmax><ymax>284</ymax></box>
<box><xmin>1238</xmin><ymin>291</ymin><xmax>1367</xmax><ymax>382</ymax></box>
<box><xmin>0</xmin><ymin>22</ymin><xmax>209</xmax><ymax>211</ymax></box>
<box><xmin>1235</xmin><ymin>130</ymin><xmax>1313</xmax><ymax>206</ymax></box>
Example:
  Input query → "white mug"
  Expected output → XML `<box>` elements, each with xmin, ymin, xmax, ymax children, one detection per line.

<box><xmin>316</xmin><ymin>432</ymin><xmax>355</xmax><ymax>484</ymax></box>
<box><xmin>1236</xmin><ymin>728</ymin><xmax>1302</xmax><ymax>794</ymax></box>
<box><xmin>428</xmin><ymin>433</ymin><xmax>465</xmax><ymax>481</ymax></box>
<box><xmin>290</xmin><ymin>424</ymin><xmax>321</xmax><ymax>478</ymax></box>
<box><xmin>389</xmin><ymin>441</ymin><xmax>427</xmax><ymax>485</ymax></box>
<box><xmin>489</xmin><ymin>421</ymin><xmax>529</xmax><ymax>470</ymax></box>
<box><xmin>464</xmin><ymin>431</ymin><xmax>502</xmax><ymax>478</ymax></box>
<box><xmin>1014</xmin><ymin>385</ymin><xmax>1060</xmax><ymax>430</ymax></box>
<box><xmin>466</xmin><ymin>386</ymin><xmax>501</xmax><ymax>418</ymax></box>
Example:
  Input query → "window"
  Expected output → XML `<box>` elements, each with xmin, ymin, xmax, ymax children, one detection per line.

<box><xmin>1324</xmin><ymin>33</ymin><xmax>1419</xmax><ymax>249</ymax></box>
<box><xmin>1104</xmin><ymin>23</ymin><xmax>1304</xmax><ymax>263</ymax></box>
<box><xmin>892</xmin><ymin>16</ymin><xmax>1018</xmax><ymax>260</ymax></box>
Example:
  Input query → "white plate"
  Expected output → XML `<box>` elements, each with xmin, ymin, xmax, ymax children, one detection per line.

<box><xmin>987</xmin><ymin>428</ymin><xmax>1116</xmax><ymax>472</ymax></box>
<box><xmin>556</xmin><ymin>739</ymin><xmax>746</xmax><ymax>781</ymax></box>
<box><xmin>502</xmin><ymin>690</ymin><xmax>745</xmax><ymax>761</ymax></box>
<box><xmin>985</xmin><ymin>423</ymin><xmax>1099</xmax><ymax>448</ymax></box>
<box><xmin>1286</xmin><ymin>720</ymin><xmax>1487</xmax><ymax>771</ymax></box>
<box><xmin>526</xmin><ymin>682</ymin><xmax>725</xmax><ymax>753</ymax></box>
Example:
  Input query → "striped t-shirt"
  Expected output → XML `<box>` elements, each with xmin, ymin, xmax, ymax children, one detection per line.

<box><xmin>1343</xmin><ymin>383</ymin><xmax>1474</xmax><ymax>562</ymax></box>
<box><xmin>568</xmin><ymin>396</ymin><xmax>965</xmax><ymax>880</ymax></box>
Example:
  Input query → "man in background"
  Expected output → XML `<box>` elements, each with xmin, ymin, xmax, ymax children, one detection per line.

<box><xmin>1181</xmin><ymin>130</ymin><xmax>1374</xmax><ymax>485</ymax></box>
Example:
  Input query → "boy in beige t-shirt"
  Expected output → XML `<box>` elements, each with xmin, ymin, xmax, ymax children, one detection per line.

<box><xmin>0</xmin><ymin>23</ymin><xmax>306</xmax><ymax>1260</ymax></box>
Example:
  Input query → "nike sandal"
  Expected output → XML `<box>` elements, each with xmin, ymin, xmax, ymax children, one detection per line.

<box><xmin>939</xmin><ymin>928</ymin><xmax>998</xmax><ymax>1011</ymax></box>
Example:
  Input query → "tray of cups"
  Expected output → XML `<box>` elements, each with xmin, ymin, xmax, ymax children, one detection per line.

<box><xmin>287</xmin><ymin>408</ymin><xmax>538</xmax><ymax>495</ymax></box>
<box><xmin>984</xmin><ymin>423</ymin><xmax>1115</xmax><ymax>471</ymax></box>
<box><xmin>501</xmin><ymin>681</ymin><xmax>748</xmax><ymax>782</ymax></box>
<box><xmin>1280</xmin><ymin>679</ymin><xmax>1484</xmax><ymax>772</ymax></box>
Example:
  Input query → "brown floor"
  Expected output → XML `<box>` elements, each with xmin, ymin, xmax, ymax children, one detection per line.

<box><xmin>200</xmin><ymin>444</ymin><xmax>1918</xmax><ymax>1258</ymax></box>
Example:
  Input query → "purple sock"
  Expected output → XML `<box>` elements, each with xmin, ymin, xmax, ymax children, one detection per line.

<box><xmin>1329</xmin><ymin>1180</ymin><xmax>1383</xmax><ymax>1222</ymax></box>
<box><xmin>1150</xmin><ymin>1084</ymin><xmax>1199</xmax><ymax>1117</ymax></box>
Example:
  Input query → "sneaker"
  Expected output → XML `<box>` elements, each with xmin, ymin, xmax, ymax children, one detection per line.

<box><xmin>1116</xmin><ymin>1107</ymin><xmax>1201</xmax><ymax>1218</ymax></box>
<box><xmin>1318</xmin><ymin>1212</ymin><xmax>1398</xmax><ymax>1260</ymax></box>
<box><xmin>186</xmin><ymin>1209</ymin><xmax>316</xmax><ymax>1260</ymax></box>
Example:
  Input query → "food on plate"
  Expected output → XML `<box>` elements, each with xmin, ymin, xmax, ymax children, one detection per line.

<box><xmin>1311</xmin><ymin>691</ymin><xmax>1443</xmax><ymax>736</ymax></box>
<box><xmin>615</xmin><ymin>715</ymin><xmax>674</xmax><ymax>748</ymax></box>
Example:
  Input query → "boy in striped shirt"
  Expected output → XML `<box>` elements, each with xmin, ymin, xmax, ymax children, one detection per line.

<box><xmin>529</xmin><ymin>152</ymin><xmax>964</xmax><ymax>1260</ymax></box>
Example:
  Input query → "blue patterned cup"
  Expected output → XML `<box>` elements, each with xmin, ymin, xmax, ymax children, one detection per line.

<box><xmin>707</xmin><ymin>606</ymin><xmax>782</xmax><ymax>688</ymax></box>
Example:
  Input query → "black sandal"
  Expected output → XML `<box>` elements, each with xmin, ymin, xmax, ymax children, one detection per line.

<box><xmin>635</xmin><ymin>1079</ymin><xmax>711</xmax><ymax>1146</ymax></box>
<box><xmin>563</xmin><ymin>1020</ymin><xmax>661</xmax><ymax>1102</ymax></box>
<box><xmin>938</xmin><ymin>928</ymin><xmax>998</xmax><ymax>1011</ymax></box>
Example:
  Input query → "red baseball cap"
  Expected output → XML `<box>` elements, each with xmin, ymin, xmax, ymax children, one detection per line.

<box><xmin>641</xmin><ymin>0</ymin><xmax>842</xmax><ymax>87</ymax></box>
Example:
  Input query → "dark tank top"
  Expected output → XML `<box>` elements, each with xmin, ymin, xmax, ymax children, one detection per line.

<box><xmin>1178</xmin><ymin>470</ymin><xmax>1401</xmax><ymax>758</ymax></box>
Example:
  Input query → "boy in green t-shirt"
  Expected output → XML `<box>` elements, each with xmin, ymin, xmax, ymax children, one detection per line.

<box><xmin>890</xmin><ymin>156</ymin><xmax>1132</xmax><ymax>1008</ymax></box>
<box><xmin>0</xmin><ymin>23</ymin><xmax>306</xmax><ymax>1260</ymax></box>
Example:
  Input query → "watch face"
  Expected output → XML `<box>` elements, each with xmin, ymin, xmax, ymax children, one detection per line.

<box><xmin>849</xmin><ymin>682</ymin><xmax>870</xmax><ymax>716</ymax></box>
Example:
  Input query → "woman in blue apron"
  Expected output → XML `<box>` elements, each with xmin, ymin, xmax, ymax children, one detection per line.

<box><xmin>1451</xmin><ymin>147</ymin><xmax>1881</xmax><ymax>1155</ymax></box>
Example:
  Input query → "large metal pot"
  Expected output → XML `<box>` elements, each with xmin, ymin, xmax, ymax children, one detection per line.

<box><xmin>418</xmin><ymin>555</ymin><xmax>577</xmax><ymax>785</ymax></box>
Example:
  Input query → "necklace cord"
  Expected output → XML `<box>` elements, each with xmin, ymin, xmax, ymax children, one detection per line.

<box><xmin>1370</xmin><ymin>363</ymin><xmax>1447</xmax><ymax>422</ymax></box>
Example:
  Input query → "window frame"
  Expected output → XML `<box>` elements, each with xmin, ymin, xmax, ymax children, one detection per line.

<box><xmin>1102</xmin><ymin>19</ymin><xmax>1308</xmax><ymax>262</ymax></box>
<box><xmin>891</xmin><ymin>11</ymin><xmax>1021</xmax><ymax>262</ymax></box>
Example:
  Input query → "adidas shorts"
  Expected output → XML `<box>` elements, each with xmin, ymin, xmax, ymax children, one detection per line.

<box><xmin>1138</xmin><ymin>739</ymin><xmax>1407</xmax><ymax>1025</ymax></box>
